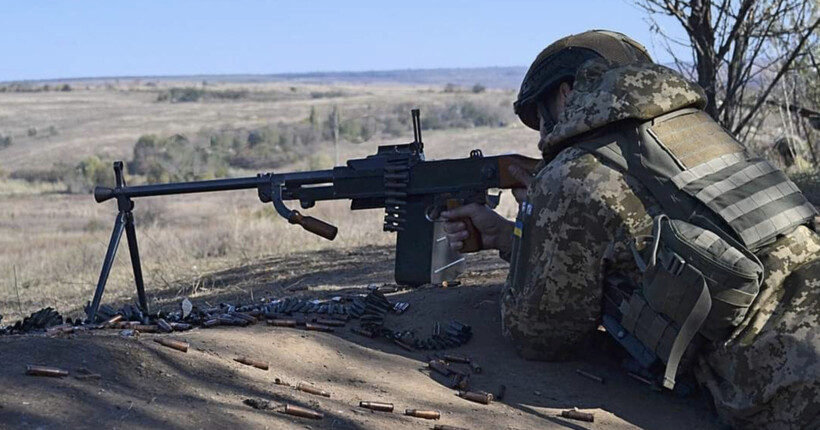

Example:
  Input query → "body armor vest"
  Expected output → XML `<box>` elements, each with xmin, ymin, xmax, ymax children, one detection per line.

<box><xmin>580</xmin><ymin>108</ymin><xmax>817</xmax><ymax>389</ymax></box>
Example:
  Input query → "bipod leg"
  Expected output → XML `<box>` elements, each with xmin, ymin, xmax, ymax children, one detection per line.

<box><xmin>124</xmin><ymin>210</ymin><xmax>149</xmax><ymax>314</ymax></box>
<box><xmin>86</xmin><ymin>211</ymin><xmax>127</xmax><ymax>322</ymax></box>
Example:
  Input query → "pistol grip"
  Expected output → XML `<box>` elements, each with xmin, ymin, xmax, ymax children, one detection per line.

<box><xmin>446</xmin><ymin>199</ymin><xmax>481</xmax><ymax>253</ymax></box>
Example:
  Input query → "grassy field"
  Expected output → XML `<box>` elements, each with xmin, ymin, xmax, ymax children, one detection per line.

<box><xmin>0</xmin><ymin>81</ymin><xmax>538</xmax><ymax>321</ymax></box>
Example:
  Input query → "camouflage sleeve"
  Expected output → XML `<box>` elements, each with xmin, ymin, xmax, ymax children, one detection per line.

<box><xmin>501</xmin><ymin>146</ymin><xmax>657</xmax><ymax>361</ymax></box>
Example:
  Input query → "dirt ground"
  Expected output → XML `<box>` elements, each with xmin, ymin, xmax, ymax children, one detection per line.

<box><xmin>0</xmin><ymin>246</ymin><xmax>721</xmax><ymax>430</ymax></box>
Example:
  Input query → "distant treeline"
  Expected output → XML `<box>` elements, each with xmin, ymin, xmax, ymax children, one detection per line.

<box><xmin>8</xmin><ymin>99</ymin><xmax>514</xmax><ymax>191</ymax></box>
<box><xmin>0</xmin><ymin>83</ymin><xmax>72</xmax><ymax>93</ymax></box>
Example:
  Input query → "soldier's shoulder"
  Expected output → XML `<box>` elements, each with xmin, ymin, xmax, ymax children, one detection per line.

<box><xmin>536</xmin><ymin>146</ymin><xmax>627</xmax><ymax>194</ymax></box>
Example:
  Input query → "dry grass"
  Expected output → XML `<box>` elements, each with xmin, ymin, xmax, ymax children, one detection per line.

<box><xmin>0</xmin><ymin>83</ymin><xmax>537</xmax><ymax>321</ymax></box>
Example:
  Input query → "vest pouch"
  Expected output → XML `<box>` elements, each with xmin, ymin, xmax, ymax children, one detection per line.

<box><xmin>630</xmin><ymin>215</ymin><xmax>763</xmax><ymax>389</ymax></box>
<box><xmin>638</xmin><ymin>216</ymin><xmax>763</xmax><ymax>341</ymax></box>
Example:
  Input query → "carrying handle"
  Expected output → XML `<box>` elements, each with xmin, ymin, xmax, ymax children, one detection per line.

<box><xmin>288</xmin><ymin>211</ymin><xmax>338</xmax><ymax>241</ymax></box>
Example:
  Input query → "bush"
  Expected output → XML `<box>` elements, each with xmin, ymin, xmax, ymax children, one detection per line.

<box><xmin>471</xmin><ymin>83</ymin><xmax>486</xmax><ymax>93</ymax></box>
<box><xmin>47</xmin><ymin>125</ymin><xmax>58</xmax><ymax>136</ymax></box>
<box><xmin>0</xmin><ymin>134</ymin><xmax>11</xmax><ymax>148</ymax></box>
<box><xmin>27</xmin><ymin>127</ymin><xmax>37</xmax><ymax>137</ymax></box>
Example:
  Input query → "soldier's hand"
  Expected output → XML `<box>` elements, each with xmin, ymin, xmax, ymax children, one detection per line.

<box><xmin>442</xmin><ymin>203</ymin><xmax>514</xmax><ymax>253</ymax></box>
<box><xmin>508</xmin><ymin>164</ymin><xmax>534</xmax><ymax>204</ymax></box>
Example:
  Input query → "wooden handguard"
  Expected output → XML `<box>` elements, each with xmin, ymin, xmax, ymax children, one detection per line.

<box><xmin>289</xmin><ymin>211</ymin><xmax>338</xmax><ymax>240</ymax></box>
<box><xmin>497</xmin><ymin>155</ymin><xmax>540</xmax><ymax>188</ymax></box>
<box><xmin>447</xmin><ymin>199</ymin><xmax>482</xmax><ymax>253</ymax></box>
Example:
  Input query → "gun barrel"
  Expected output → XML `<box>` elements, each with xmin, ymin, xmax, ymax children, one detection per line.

<box><xmin>93</xmin><ymin>170</ymin><xmax>336</xmax><ymax>203</ymax></box>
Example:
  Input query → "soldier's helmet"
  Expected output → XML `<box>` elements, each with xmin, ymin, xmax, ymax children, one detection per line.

<box><xmin>514</xmin><ymin>30</ymin><xmax>653</xmax><ymax>131</ymax></box>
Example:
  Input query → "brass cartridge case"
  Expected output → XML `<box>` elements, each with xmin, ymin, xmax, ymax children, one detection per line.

<box><xmin>305</xmin><ymin>322</ymin><xmax>333</xmax><ymax>332</ymax></box>
<box><xmin>434</xmin><ymin>425</ymin><xmax>469</xmax><ymax>430</ymax></box>
<box><xmin>458</xmin><ymin>390</ymin><xmax>492</xmax><ymax>405</ymax></box>
<box><xmin>442</xmin><ymin>354</ymin><xmax>470</xmax><ymax>364</ymax></box>
<box><xmin>25</xmin><ymin>365</ymin><xmax>69</xmax><ymax>377</ymax></box>
<box><xmin>234</xmin><ymin>357</ymin><xmax>269</xmax><ymax>370</ymax></box>
<box><xmin>428</xmin><ymin>360</ymin><xmax>452</xmax><ymax>376</ymax></box>
<box><xmin>153</xmin><ymin>338</ymin><xmax>189</xmax><ymax>353</ymax></box>
<box><xmin>133</xmin><ymin>324</ymin><xmax>158</xmax><ymax>333</ymax></box>
<box><xmin>561</xmin><ymin>409</ymin><xmax>594</xmax><ymax>422</ymax></box>
<box><xmin>350</xmin><ymin>327</ymin><xmax>375</xmax><ymax>338</ymax></box>
<box><xmin>170</xmin><ymin>322</ymin><xmax>192</xmax><ymax>331</ymax></box>
<box><xmin>297</xmin><ymin>382</ymin><xmax>331</xmax><ymax>397</ymax></box>
<box><xmin>156</xmin><ymin>318</ymin><xmax>174</xmax><ymax>333</ymax></box>
<box><xmin>359</xmin><ymin>401</ymin><xmax>394</xmax><ymax>412</ymax></box>
<box><xmin>468</xmin><ymin>360</ymin><xmax>483</xmax><ymax>374</ymax></box>
<box><xmin>404</xmin><ymin>409</ymin><xmax>440</xmax><ymax>420</ymax></box>
<box><xmin>267</xmin><ymin>319</ymin><xmax>297</xmax><ymax>327</ymax></box>
<box><xmin>282</xmin><ymin>404</ymin><xmax>323</xmax><ymax>419</ymax></box>
<box><xmin>315</xmin><ymin>318</ymin><xmax>345</xmax><ymax>327</ymax></box>
<box><xmin>103</xmin><ymin>314</ymin><xmax>123</xmax><ymax>327</ymax></box>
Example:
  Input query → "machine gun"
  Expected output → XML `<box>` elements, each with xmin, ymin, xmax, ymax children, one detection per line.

<box><xmin>87</xmin><ymin>109</ymin><xmax>539</xmax><ymax>321</ymax></box>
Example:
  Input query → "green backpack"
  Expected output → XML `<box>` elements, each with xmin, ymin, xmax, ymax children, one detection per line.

<box><xmin>581</xmin><ymin>108</ymin><xmax>816</xmax><ymax>389</ymax></box>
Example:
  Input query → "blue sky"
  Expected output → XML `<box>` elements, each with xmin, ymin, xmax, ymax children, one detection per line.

<box><xmin>0</xmin><ymin>1</ymin><xmax>690</xmax><ymax>82</ymax></box>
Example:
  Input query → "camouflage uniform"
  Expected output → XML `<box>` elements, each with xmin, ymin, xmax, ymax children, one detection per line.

<box><xmin>500</xmin><ymin>59</ymin><xmax>820</xmax><ymax>428</ymax></box>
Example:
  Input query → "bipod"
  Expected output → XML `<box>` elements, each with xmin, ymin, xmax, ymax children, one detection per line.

<box><xmin>86</xmin><ymin>162</ymin><xmax>148</xmax><ymax>322</ymax></box>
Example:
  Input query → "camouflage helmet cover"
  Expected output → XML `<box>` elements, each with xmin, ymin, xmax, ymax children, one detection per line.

<box><xmin>514</xmin><ymin>30</ymin><xmax>653</xmax><ymax>130</ymax></box>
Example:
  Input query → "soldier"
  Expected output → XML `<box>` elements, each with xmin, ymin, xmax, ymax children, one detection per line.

<box><xmin>443</xmin><ymin>30</ymin><xmax>820</xmax><ymax>429</ymax></box>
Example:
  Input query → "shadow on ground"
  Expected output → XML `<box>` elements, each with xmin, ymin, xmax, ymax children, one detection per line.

<box><xmin>6</xmin><ymin>245</ymin><xmax>721</xmax><ymax>430</ymax></box>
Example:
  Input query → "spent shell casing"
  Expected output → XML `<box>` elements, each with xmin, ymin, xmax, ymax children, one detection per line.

<box><xmin>26</xmin><ymin>365</ymin><xmax>69</xmax><ymax>377</ymax></box>
<box><xmin>393</xmin><ymin>338</ymin><xmax>415</xmax><ymax>352</ymax></box>
<box><xmin>359</xmin><ymin>401</ymin><xmax>394</xmax><ymax>412</ymax></box>
<box><xmin>305</xmin><ymin>322</ymin><xmax>333</xmax><ymax>332</ymax></box>
<box><xmin>103</xmin><ymin>314</ymin><xmax>123</xmax><ymax>327</ymax></box>
<box><xmin>451</xmin><ymin>373</ymin><xmax>469</xmax><ymax>390</ymax></box>
<box><xmin>458</xmin><ymin>390</ymin><xmax>492</xmax><ymax>405</ymax></box>
<box><xmin>134</xmin><ymin>324</ymin><xmax>158</xmax><ymax>333</ymax></box>
<box><xmin>315</xmin><ymin>318</ymin><xmax>345</xmax><ymax>327</ymax></box>
<box><xmin>274</xmin><ymin>377</ymin><xmax>291</xmax><ymax>386</ymax></box>
<box><xmin>434</xmin><ymin>425</ymin><xmax>469</xmax><ymax>430</ymax></box>
<box><xmin>156</xmin><ymin>318</ymin><xmax>174</xmax><ymax>333</ymax></box>
<box><xmin>234</xmin><ymin>357</ymin><xmax>269</xmax><ymax>370</ymax></box>
<box><xmin>442</xmin><ymin>353</ymin><xmax>470</xmax><ymax>364</ymax></box>
<box><xmin>282</xmin><ymin>404</ymin><xmax>323</xmax><ymax>420</ymax></box>
<box><xmin>428</xmin><ymin>360</ymin><xmax>452</xmax><ymax>376</ymax></box>
<box><xmin>297</xmin><ymin>382</ymin><xmax>331</xmax><ymax>398</ymax></box>
<box><xmin>153</xmin><ymin>338</ymin><xmax>189</xmax><ymax>353</ymax></box>
<box><xmin>575</xmin><ymin>368</ymin><xmax>605</xmax><ymax>384</ymax></box>
<box><xmin>170</xmin><ymin>322</ymin><xmax>192</xmax><ymax>331</ymax></box>
<box><xmin>203</xmin><ymin>318</ymin><xmax>220</xmax><ymax>328</ymax></box>
<box><xmin>350</xmin><ymin>327</ymin><xmax>375</xmax><ymax>338</ymax></box>
<box><xmin>561</xmin><ymin>408</ymin><xmax>594</xmax><ymax>423</ymax></box>
<box><xmin>468</xmin><ymin>360</ymin><xmax>483</xmax><ymax>374</ymax></box>
<box><xmin>404</xmin><ymin>409</ymin><xmax>440</xmax><ymax>420</ymax></box>
<box><xmin>267</xmin><ymin>319</ymin><xmax>297</xmax><ymax>327</ymax></box>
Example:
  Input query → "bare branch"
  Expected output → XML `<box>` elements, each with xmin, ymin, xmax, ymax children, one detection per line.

<box><xmin>733</xmin><ymin>15</ymin><xmax>820</xmax><ymax>134</ymax></box>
